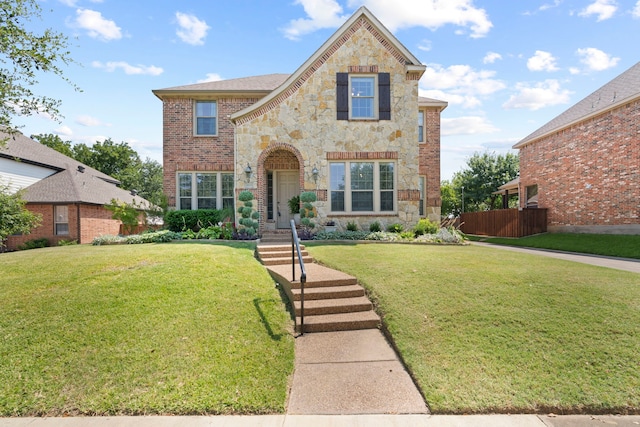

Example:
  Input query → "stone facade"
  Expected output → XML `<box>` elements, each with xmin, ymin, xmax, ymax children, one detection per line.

<box><xmin>518</xmin><ymin>99</ymin><xmax>640</xmax><ymax>234</ymax></box>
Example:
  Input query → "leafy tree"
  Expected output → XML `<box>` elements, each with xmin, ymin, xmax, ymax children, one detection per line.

<box><xmin>1</xmin><ymin>0</ymin><xmax>77</xmax><ymax>135</ymax></box>
<box><xmin>451</xmin><ymin>152</ymin><xmax>519</xmax><ymax>212</ymax></box>
<box><xmin>31</xmin><ymin>133</ymin><xmax>74</xmax><ymax>157</ymax></box>
<box><xmin>73</xmin><ymin>138</ymin><xmax>141</xmax><ymax>180</ymax></box>
<box><xmin>440</xmin><ymin>180</ymin><xmax>460</xmax><ymax>217</ymax></box>
<box><xmin>0</xmin><ymin>182</ymin><xmax>42</xmax><ymax>248</ymax></box>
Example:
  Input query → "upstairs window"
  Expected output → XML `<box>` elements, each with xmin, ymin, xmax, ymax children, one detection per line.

<box><xmin>337</xmin><ymin>72</ymin><xmax>390</xmax><ymax>120</ymax></box>
<box><xmin>195</xmin><ymin>101</ymin><xmax>217</xmax><ymax>136</ymax></box>
<box><xmin>350</xmin><ymin>76</ymin><xmax>376</xmax><ymax>119</ymax></box>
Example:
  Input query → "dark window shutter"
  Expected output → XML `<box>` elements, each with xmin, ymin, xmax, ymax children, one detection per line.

<box><xmin>336</xmin><ymin>72</ymin><xmax>349</xmax><ymax>120</ymax></box>
<box><xmin>378</xmin><ymin>72</ymin><xmax>391</xmax><ymax>120</ymax></box>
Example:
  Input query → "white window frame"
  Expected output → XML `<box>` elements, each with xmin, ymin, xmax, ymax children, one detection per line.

<box><xmin>418</xmin><ymin>110</ymin><xmax>425</xmax><ymax>143</ymax></box>
<box><xmin>177</xmin><ymin>172</ymin><xmax>234</xmax><ymax>210</ymax></box>
<box><xmin>54</xmin><ymin>205</ymin><xmax>69</xmax><ymax>235</ymax></box>
<box><xmin>194</xmin><ymin>100</ymin><xmax>217</xmax><ymax>136</ymax></box>
<box><xmin>329</xmin><ymin>160</ymin><xmax>396</xmax><ymax>214</ymax></box>
<box><xmin>349</xmin><ymin>74</ymin><xmax>378</xmax><ymax>120</ymax></box>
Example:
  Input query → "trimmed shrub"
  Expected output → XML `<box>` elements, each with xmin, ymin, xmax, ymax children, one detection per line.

<box><xmin>387</xmin><ymin>223</ymin><xmax>404</xmax><ymax>233</ymax></box>
<box><xmin>18</xmin><ymin>238</ymin><xmax>49</xmax><ymax>250</ymax></box>
<box><xmin>413</xmin><ymin>218</ymin><xmax>439</xmax><ymax>236</ymax></box>
<box><xmin>369</xmin><ymin>221</ymin><xmax>382</xmax><ymax>232</ymax></box>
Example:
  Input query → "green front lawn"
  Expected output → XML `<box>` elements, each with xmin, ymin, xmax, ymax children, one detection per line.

<box><xmin>468</xmin><ymin>233</ymin><xmax>640</xmax><ymax>259</ymax></box>
<box><xmin>305</xmin><ymin>242</ymin><xmax>640</xmax><ymax>414</ymax></box>
<box><xmin>0</xmin><ymin>242</ymin><xmax>294</xmax><ymax>416</ymax></box>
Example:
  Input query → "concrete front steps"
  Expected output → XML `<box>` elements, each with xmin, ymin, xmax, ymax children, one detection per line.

<box><xmin>257</xmin><ymin>244</ymin><xmax>381</xmax><ymax>333</ymax></box>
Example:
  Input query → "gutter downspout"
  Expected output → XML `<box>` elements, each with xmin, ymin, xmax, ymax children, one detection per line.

<box><xmin>76</xmin><ymin>204</ymin><xmax>81</xmax><ymax>243</ymax></box>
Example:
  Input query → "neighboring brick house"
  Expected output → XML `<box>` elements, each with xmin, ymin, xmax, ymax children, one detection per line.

<box><xmin>513</xmin><ymin>61</ymin><xmax>640</xmax><ymax>234</ymax></box>
<box><xmin>0</xmin><ymin>131</ymin><xmax>150</xmax><ymax>250</ymax></box>
<box><xmin>153</xmin><ymin>7</ymin><xmax>447</xmax><ymax>234</ymax></box>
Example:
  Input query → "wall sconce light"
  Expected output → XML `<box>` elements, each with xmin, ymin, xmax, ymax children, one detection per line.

<box><xmin>244</xmin><ymin>164</ymin><xmax>252</xmax><ymax>182</ymax></box>
<box><xmin>312</xmin><ymin>165</ymin><xmax>319</xmax><ymax>183</ymax></box>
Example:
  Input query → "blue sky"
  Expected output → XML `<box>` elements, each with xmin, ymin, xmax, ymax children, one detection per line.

<box><xmin>16</xmin><ymin>0</ymin><xmax>640</xmax><ymax>180</ymax></box>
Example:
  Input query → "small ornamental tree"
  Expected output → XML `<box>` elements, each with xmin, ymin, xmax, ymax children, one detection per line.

<box><xmin>105</xmin><ymin>199</ymin><xmax>143</xmax><ymax>235</ymax></box>
<box><xmin>299</xmin><ymin>191</ymin><xmax>317</xmax><ymax>229</ymax></box>
<box><xmin>237</xmin><ymin>190</ymin><xmax>258</xmax><ymax>236</ymax></box>
<box><xmin>0</xmin><ymin>183</ymin><xmax>42</xmax><ymax>248</ymax></box>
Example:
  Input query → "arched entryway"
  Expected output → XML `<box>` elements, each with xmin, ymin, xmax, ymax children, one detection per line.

<box><xmin>259</xmin><ymin>144</ymin><xmax>304</xmax><ymax>230</ymax></box>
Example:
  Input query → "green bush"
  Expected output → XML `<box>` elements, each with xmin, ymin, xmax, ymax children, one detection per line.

<box><xmin>18</xmin><ymin>238</ymin><xmax>49</xmax><ymax>250</ymax></box>
<box><xmin>165</xmin><ymin>209</ymin><xmax>231</xmax><ymax>232</ymax></box>
<box><xmin>299</xmin><ymin>191</ymin><xmax>317</xmax><ymax>229</ymax></box>
<box><xmin>346</xmin><ymin>221</ymin><xmax>358</xmax><ymax>231</ymax></box>
<box><xmin>58</xmin><ymin>239</ymin><xmax>78</xmax><ymax>246</ymax></box>
<box><xmin>413</xmin><ymin>218</ymin><xmax>439</xmax><ymax>236</ymax></box>
<box><xmin>387</xmin><ymin>223</ymin><xmax>404</xmax><ymax>233</ymax></box>
<box><xmin>369</xmin><ymin>221</ymin><xmax>382</xmax><ymax>232</ymax></box>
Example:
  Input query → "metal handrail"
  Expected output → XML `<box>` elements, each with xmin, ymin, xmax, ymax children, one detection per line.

<box><xmin>290</xmin><ymin>219</ymin><xmax>306</xmax><ymax>335</ymax></box>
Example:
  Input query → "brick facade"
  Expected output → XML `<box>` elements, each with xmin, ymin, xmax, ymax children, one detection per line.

<box><xmin>5</xmin><ymin>203</ymin><xmax>130</xmax><ymax>250</ymax></box>
<box><xmin>519</xmin><ymin>99</ymin><xmax>640</xmax><ymax>233</ymax></box>
<box><xmin>162</xmin><ymin>97</ymin><xmax>260</xmax><ymax>207</ymax></box>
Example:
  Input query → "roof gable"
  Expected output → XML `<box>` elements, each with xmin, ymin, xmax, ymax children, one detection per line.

<box><xmin>515</xmin><ymin>61</ymin><xmax>640</xmax><ymax>148</ymax></box>
<box><xmin>152</xmin><ymin>73</ymin><xmax>290</xmax><ymax>99</ymax></box>
<box><xmin>230</xmin><ymin>6</ymin><xmax>427</xmax><ymax>125</ymax></box>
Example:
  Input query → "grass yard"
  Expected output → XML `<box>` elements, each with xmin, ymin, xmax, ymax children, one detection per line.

<box><xmin>305</xmin><ymin>242</ymin><xmax>640</xmax><ymax>414</ymax></box>
<box><xmin>0</xmin><ymin>242</ymin><xmax>294</xmax><ymax>416</ymax></box>
<box><xmin>468</xmin><ymin>233</ymin><xmax>640</xmax><ymax>260</ymax></box>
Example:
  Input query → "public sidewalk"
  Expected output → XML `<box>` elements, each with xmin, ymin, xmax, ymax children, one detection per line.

<box><xmin>3</xmin><ymin>414</ymin><xmax>640</xmax><ymax>426</ymax></box>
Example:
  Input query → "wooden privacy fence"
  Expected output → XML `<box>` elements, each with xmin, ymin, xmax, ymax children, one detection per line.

<box><xmin>460</xmin><ymin>208</ymin><xmax>547</xmax><ymax>238</ymax></box>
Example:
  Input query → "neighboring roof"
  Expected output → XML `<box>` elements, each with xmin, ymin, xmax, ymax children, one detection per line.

<box><xmin>230</xmin><ymin>6</ymin><xmax>428</xmax><ymax>124</ymax></box>
<box><xmin>0</xmin><ymin>131</ymin><xmax>150</xmax><ymax>207</ymax></box>
<box><xmin>152</xmin><ymin>74</ymin><xmax>290</xmax><ymax>99</ymax></box>
<box><xmin>419</xmin><ymin>96</ymin><xmax>448</xmax><ymax>110</ymax></box>
<box><xmin>514</xmin><ymin>61</ymin><xmax>640</xmax><ymax>148</ymax></box>
<box><xmin>493</xmin><ymin>177</ymin><xmax>519</xmax><ymax>195</ymax></box>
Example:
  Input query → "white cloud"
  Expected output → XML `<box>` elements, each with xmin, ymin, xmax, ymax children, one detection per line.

<box><xmin>76</xmin><ymin>115</ymin><xmax>110</xmax><ymax>127</ymax></box>
<box><xmin>420</xmin><ymin>64</ymin><xmax>506</xmax><ymax>108</ymax></box>
<box><xmin>539</xmin><ymin>0</ymin><xmax>562</xmax><ymax>12</ymax></box>
<box><xmin>634</xmin><ymin>1</ymin><xmax>640</xmax><ymax>18</ymax></box>
<box><xmin>92</xmin><ymin>61</ymin><xmax>164</xmax><ymax>76</ymax></box>
<box><xmin>282</xmin><ymin>0</ymin><xmax>349</xmax><ymax>40</ymax></box>
<box><xmin>576</xmin><ymin>47</ymin><xmax>620</xmax><ymax>71</ymax></box>
<box><xmin>527</xmin><ymin>50</ymin><xmax>559</xmax><ymax>72</ymax></box>
<box><xmin>55</xmin><ymin>126</ymin><xmax>74</xmax><ymax>137</ymax></box>
<box><xmin>73</xmin><ymin>9</ymin><xmax>122</xmax><ymax>41</ymax></box>
<box><xmin>283</xmin><ymin>0</ymin><xmax>492</xmax><ymax>40</ymax></box>
<box><xmin>197</xmin><ymin>73</ymin><xmax>223</xmax><ymax>83</ymax></box>
<box><xmin>483</xmin><ymin>52</ymin><xmax>502</xmax><ymax>64</ymax></box>
<box><xmin>349</xmin><ymin>0</ymin><xmax>493</xmax><ymax>38</ymax></box>
<box><xmin>503</xmin><ymin>79</ymin><xmax>572</xmax><ymax>110</ymax></box>
<box><xmin>175</xmin><ymin>12</ymin><xmax>210</xmax><ymax>45</ymax></box>
<box><xmin>418</xmin><ymin>39</ymin><xmax>432</xmax><ymax>52</ymax></box>
<box><xmin>441</xmin><ymin>116</ymin><xmax>499</xmax><ymax>136</ymax></box>
<box><xmin>578</xmin><ymin>0</ymin><xmax>618</xmax><ymax>21</ymax></box>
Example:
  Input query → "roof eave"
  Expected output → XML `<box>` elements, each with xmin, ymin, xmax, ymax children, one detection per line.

<box><xmin>153</xmin><ymin>89</ymin><xmax>274</xmax><ymax>101</ymax></box>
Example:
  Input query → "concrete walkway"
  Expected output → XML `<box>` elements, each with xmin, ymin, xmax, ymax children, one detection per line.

<box><xmin>472</xmin><ymin>241</ymin><xmax>640</xmax><ymax>274</ymax></box>
<box><xmin>287</xmin><ymin>329</ymin><xmax>427</xmax><ymax>414</ymax></box>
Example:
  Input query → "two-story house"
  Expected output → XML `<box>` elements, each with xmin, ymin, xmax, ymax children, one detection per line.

<box><xmin>153</xmin><ymin>7</ymin><xmax>447</xmax><ymax>234</ymax></box>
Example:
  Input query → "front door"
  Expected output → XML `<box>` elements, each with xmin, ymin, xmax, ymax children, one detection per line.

<box><xmin>277</xmin><ymin>171</ymin><xmax>299</xmax><ymax>229</ymax></box>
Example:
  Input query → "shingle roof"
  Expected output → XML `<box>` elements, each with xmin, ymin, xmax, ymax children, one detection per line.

<box><xmin>0</xmin><ymin>131</ymin><xmax>150</xmax><ymax>207</ymax></box>
<box><xmin>514</xmin><ymin>61</ymin><xmax>640</xmax><ymax>148</ymax></box>
<box><xmin>419</xmin><ymin>96</ymin><xmax>448</xmax><ymax>109</ymax></box>
<box><xmin>153</xmin><ymin>73</ymin><xmax>290</xmax><ymax>97</ymax></box>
